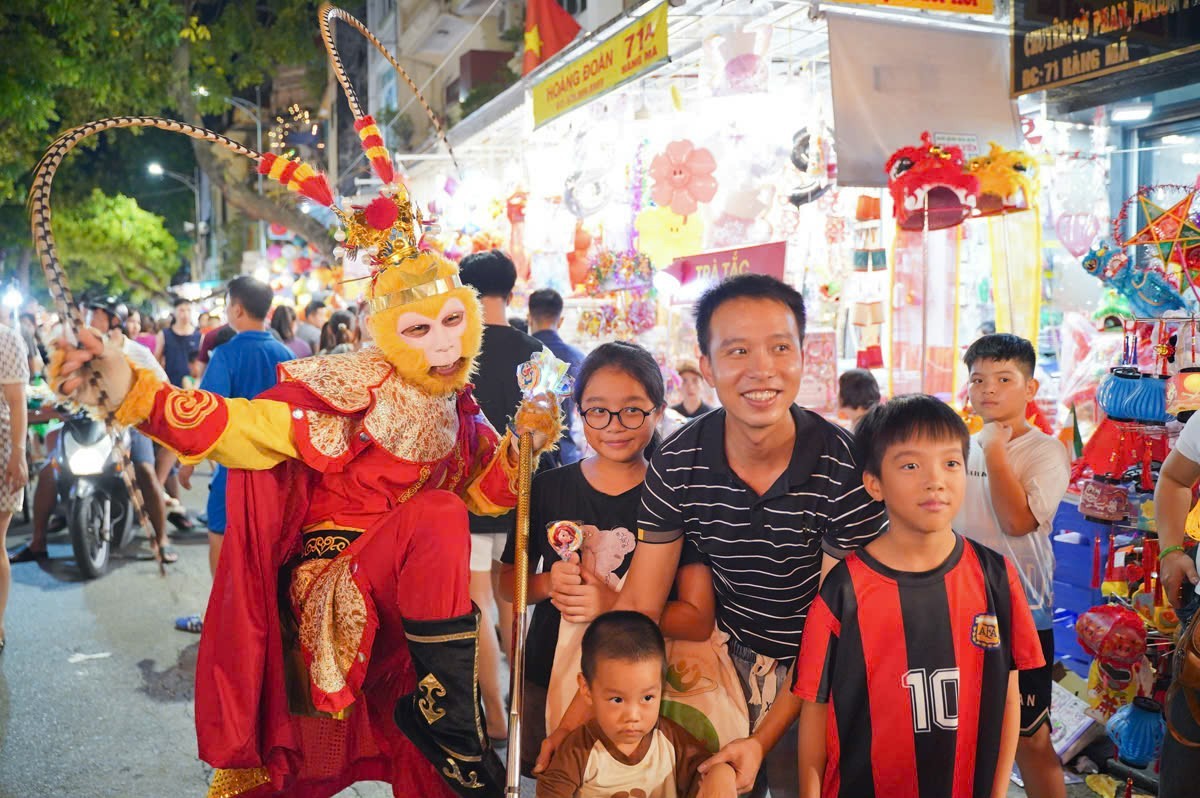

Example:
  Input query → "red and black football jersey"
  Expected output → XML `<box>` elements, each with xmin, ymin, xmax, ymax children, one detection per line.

<box><xmin>793</xmin><ymin>535</ymin><xmax>1044</xmax><ymax>798</ymax></box>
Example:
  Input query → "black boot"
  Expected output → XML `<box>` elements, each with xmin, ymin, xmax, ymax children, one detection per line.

<box><xmin>394</xmin><ymin>606</ymin><xmax>506</xmax><ymax>797</ymax></box>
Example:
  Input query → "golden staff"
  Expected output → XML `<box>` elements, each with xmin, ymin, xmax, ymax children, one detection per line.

<box><xmin>506</xmin><ymin>429</ymin><xmax>533</xmax><ymax>796</ymax></box>
<box><xmin>507</xmin><ymin>351</ymin><xmax>571</xmax><ymax>794</ymax></box>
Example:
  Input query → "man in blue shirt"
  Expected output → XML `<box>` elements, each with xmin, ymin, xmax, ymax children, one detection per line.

<box><xmin>528</xmin><ymin>288</ymin><xmax>582</xmax><ymax>465</ymax></box>
<box><xmin>175</xmin><ymin>276</ymin><xmax>293</xmax><ymax>632</ymax></box>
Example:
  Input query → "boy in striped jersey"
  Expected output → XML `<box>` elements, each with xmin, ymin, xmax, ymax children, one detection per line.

<box><xmin>794</xmin><ymin>395</ymin><xmax>1043</xmax><ymax>798</ymax></box>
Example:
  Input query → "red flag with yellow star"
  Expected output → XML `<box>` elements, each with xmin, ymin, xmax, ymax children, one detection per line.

<box><xmin>522</xmin><ymin>0</ymin><xmax>581</xmax><ymax>75</ymax></box>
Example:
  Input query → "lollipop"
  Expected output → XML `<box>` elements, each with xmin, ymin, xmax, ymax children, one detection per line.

<box><xmin>548</xmin><ymin>520</ymin><xmax>585</xmax><ymax>560</ymax></box>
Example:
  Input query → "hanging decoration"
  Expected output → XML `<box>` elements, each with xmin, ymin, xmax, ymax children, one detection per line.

<box><xmin>634</xmin><ymin>206</ymin><xmax>704</xmax><ymax>269</ymax></box>
<box><xmin>1119</xmin><ymin>187</ymin><xmax>1200</xmax><ymax>270</ymax></box>
<box><xmin>649</xmin><ymin>140</ymin><xmax>718</xmax><ymax>217</ymax></box>
<box><xmin>1056</xmin><ymin>213</ymin><xmax>1102</xmax><ymax>258</ymax></box>
<box><xmin>564</xmin><ymin>169</ymin><xmax>610</xmax><ymax>219</ymax></box>
<box><xmin>966</xmin><ymin>142</ymin><xmax>1039</xmax><ymax>216</ymax></box>
<box><xmin>885</xmin><ymin>132</ymin><xmax>978</xmax><ymax>231</ymax></box>
<box><xmin>788</xmin><ymin>126</ymin><xmax>835</xmax><ymax>207</ymax></box>
<box><xmin>1080</xmin><ymin>242</ymin><xmax>1188</xmax><ymax>318</ymax></box>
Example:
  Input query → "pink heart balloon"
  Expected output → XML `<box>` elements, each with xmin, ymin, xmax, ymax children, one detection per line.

<box><xmin>1056</xmin><ymin>213</ymin><xmax>1101</xmax><ymax>258</ymax></box>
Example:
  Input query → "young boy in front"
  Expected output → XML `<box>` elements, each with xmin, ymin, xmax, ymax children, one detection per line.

<box><xmin>956</xmin><ymin>334</ymin><xmax>1070</xmax><ymax>798</ymax></box>
<box><xmin>794</xmin><ymin>395</ymin><xmax>1044</xmax><ymax>798</ymax></box>
<box><xmin>537</xmin><ymin>611</ymin><xmax>736</xmax><ymax>798</ymax></box>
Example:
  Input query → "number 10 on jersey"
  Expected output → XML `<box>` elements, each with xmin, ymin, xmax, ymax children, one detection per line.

<box><xmin>902</xmin><ymin>668</ymin><xmax>960</xmax><ymax>732</ymax></box>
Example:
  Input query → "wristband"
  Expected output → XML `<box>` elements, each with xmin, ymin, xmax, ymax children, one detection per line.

<box><xmin>1160</xmin><ymin>545</ymin><xmax>1189</xmax><ymax>561</ymax></box>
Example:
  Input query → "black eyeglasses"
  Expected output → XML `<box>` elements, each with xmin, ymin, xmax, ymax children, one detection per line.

<box><xmin>581</xmin><ymin>406</ymin><xmax>653</xmax><ymax>430</ymax></box>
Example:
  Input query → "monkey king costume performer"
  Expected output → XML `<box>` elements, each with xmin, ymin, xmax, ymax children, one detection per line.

<box><xmin>53</xmin><ymin>194</ymin><xmax>558</xmax><ymax>798</ymax></box>
<box><xmin>36</xmin><ymin>11</ymin><xmax>562</xmax><ymax>798</ymax></box>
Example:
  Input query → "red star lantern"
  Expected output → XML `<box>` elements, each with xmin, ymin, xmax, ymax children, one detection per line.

<box><xmin>1124</xmin><ymin>191</ymin><xmax>1200</xmax><ymax>267</ymax></box>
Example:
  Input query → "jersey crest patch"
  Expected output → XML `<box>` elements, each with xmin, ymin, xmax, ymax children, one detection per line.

<box><xmin>970</xmin><ymin>613</ymin><xmax>1001</xmax><ymax>649</ymax></box>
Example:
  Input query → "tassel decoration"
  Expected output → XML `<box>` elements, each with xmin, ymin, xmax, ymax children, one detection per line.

<box><xmin>258</xmin><ymin>153</ymin><xmax>334</xmax><ymax>207</ymax></box>
<box><xmin>354</xmin><ymin>115</ymin><xmax>395</xmax><ymax>185</ymax></box>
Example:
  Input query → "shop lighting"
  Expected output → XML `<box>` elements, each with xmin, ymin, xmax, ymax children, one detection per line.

<box><xmin>1111</xmin><ymin>103</ymin><xmax>1153</xmax><ymax>123</ymax></box>
<box><xmin>2</xmin><ymin>288</ymin><xmax>22</xmax><ymax>309</ymax></box>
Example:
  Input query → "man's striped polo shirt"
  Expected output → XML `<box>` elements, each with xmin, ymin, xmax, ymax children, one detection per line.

<box><xmin>639</xmin><ymin>405</ymin><xmax>888</xmax><ymax>661</ymax></box>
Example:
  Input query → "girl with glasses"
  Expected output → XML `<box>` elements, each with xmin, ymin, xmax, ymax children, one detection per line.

<box><xmin>500</xmin><ymin>342</ymin><xmax>718</xmax><ymax>777</ymax></box>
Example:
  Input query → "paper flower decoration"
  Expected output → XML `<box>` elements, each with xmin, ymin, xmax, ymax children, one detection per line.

<box><xmin>650</xmin><ymin>140</ymin><xmax>718</xmax><ymax>217</ymax></box>
<box><xmin>635</xmin><ymin>206</ymin><xmax>704</xmax><ymax>269</ymax></box>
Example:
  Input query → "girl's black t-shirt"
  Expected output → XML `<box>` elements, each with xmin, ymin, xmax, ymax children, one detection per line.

<box><xmin>505</xmin><ymin>461</ymin><xmax>677</xmax><ymax>688</ymax></box>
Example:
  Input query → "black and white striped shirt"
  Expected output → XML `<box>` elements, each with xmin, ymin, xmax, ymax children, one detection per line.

<box><xmin>638</xmin><ymin>405</ymin><xmax>887</xmax><ymax>662</ymax></box>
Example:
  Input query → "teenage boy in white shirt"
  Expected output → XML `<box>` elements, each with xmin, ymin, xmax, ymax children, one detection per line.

<box><xmin>953</xmin><ymin>333</ymin><xmax>1069</xmax><ymax>798</ymax></box>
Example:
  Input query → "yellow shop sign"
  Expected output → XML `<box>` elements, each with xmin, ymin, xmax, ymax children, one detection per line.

<box><xmin>532</xmin><ymin>3</ymin><xmax>669</xmax><ymax>128</ymax></box>
<box><xmin>841</xmin><ymin>0</ymin><xmax>992</xmax><ymax>13</ymax></box>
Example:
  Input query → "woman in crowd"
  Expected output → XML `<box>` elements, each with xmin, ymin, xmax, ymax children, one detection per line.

<box><xmin>269</xmin><ymin>305</ymin><xmax>313</xmax><ymax>359</ymax></box>
<box><xmin>318</xmin><ymin>309</ymin><xmax>358</xmax><ymax>355</ymax></box>
<box><xmin>0</xmin><ymin>322</ymin><xmax>29</xmax><ymax>653</ymax></box>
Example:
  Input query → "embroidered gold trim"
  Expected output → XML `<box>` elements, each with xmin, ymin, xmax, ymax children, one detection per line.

<box><xmin>418</xmin><ymin>673</ymin><xmax>447</xmax><ymax>725</ymax></box>
<box><xmin>207</xmin><ymin>766</ymin><xmax>271</xmax><ymax>798</ymax></box>
<box><xmin>302</xmin><ymin>535</ymin><xmax>352</xmax><ymax>558</ymax></box>
<box><xmin>290</xmin><ymin>557</ymin><xmax>369</xmax><ymax>698</ymax></box>
<box><xmin>279</xmin><ymin>349</ymin><xmax>392</xmax><ymax>413</ymax></box>
<box><xmin>442</xmin><ymin>758</ymin><xmax>483</xmax><ymax>789</ymax></box>
<box><xmin>164</xmin><ymin>389</ymin><xmax>221</xmax><ymax>430</ymax></box>
<box><xmin>405</xmin><ymin>630</ymin><xmax>475</xmax><ymax>644</ymax></box>
<box><xmin>398</xmin><ymin>465</ymin><xmax>432</xmax><ymax>505</ymax></box>
<box><xmin>366</xmin><ymin>276</ymin><xmax>463</xmax><ymax>313</ymax></box>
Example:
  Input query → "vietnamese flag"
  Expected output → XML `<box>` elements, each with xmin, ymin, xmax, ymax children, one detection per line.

<box><xmin>522</xmin><ymin>0</ymin><xmax>582</xmax><ymax>75</ymax></box>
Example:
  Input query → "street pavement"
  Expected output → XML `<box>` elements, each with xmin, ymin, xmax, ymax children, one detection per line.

<box><xmin>0</xmin><ymin>471</ymin><xmax>392</xmax><ymax>798</ymax></box>
<box><xmin>0</xmin><ymin>471</ymin><xmax>1095</xmax><ymax>798</ymax></box>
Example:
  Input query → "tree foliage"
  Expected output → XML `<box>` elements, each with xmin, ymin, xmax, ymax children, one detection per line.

<box><xmin>53</xmin><ymin>189</ymin><xmax>180</xmax><ymax>302</ymax></box>
<box><xmin>0</xmin><ymin>0</ymin><xmax>183</xmax><ymax>201</ymax></box>
<box><xmin>0</xmin><ymin>0</ymin><xmax>339</xmax><ymax>289</ymax></box>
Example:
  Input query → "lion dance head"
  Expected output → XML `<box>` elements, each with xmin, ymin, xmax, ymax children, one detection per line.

<box><xmin>967</xmin><ymin>142</ymin><xmax>1039</xmax><ymax>215</ymax></box>
<box><xmin>885</xmin><ymin>132</ymin><xmax>979</xmax><ymax>231</ymax></box>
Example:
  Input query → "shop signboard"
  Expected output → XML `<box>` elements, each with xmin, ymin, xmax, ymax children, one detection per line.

<box><xmin>838</xmin><ymin>0</ymin><xmax>992</xmax><ymax>13</ymax></box>
<box><xmin>1012</xmin><ymin>0</ymin><xmax>1200</xmax><ymax>96</ymax></box>
<box><xmin>664</xmin><ymin>241</ymin><xmax>787</xmax><ymax>296</ymax></box>
<box><xmin>531</xmin><ymin>3</ymin><xmax>668</xmax><ymax>128</ymax></box>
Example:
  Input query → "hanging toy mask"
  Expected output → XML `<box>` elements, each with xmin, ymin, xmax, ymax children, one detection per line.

<box><xmin>27</xmin><ymin>4</ymin><xmax>476</xmax><ymax>400</ymax></box>
<box><xmin>967</xmin><ymin>141</ymin><xmax>1039</xmax><ymax>215</ymax></box>
<box><xmin>885</xmin><ymin>131</ymin><xmax>978</xmax><ymax>231</ymax></box>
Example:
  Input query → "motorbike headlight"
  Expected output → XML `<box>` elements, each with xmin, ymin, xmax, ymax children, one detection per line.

<box><xmin>64</xmin><ymin>434</ymin><xmax>114</xmax><ymax>476</ymax></box>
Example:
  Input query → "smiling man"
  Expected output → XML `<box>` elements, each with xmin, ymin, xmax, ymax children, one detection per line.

<box><xmin>535</xmin><ymin>274</ymin><xmax>888</xmax><ymax>797</ymax></box>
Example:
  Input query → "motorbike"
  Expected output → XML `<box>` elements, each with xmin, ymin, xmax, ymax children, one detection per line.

<box><xmin>54</xmin><ymin>411</ymin><xmax>139</xmax><ymax>578</ymax></box>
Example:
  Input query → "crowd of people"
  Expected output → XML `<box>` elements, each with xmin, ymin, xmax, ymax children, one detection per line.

<box><xmin>1</xmin><ymin>251</ymin><xmax>1196</xmax><ymax>798</ymax></box>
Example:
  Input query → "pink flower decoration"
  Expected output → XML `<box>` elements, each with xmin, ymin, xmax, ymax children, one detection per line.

<box><xmin>650</xmin><ymin>140</ymin><xmax>718</xmax><ymax>217</ymax></box>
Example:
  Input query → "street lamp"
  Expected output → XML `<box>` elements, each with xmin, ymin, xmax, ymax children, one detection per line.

<box><xmin>148</xmin><ymin>162</ymin><xmax>204</xmax><ymax>283</ymax></box>
<box><xmin>225</xmin><ymin>91</ymin><xmax>268</xmax><ymax>265</ymax></box>
<box><xmin>197</xmin><ymin>85</ymin><xmax>268</xmax><ymax>266</ymax></box>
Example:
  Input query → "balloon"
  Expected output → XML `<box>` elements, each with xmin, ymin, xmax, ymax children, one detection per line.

<box><xmin>635</xmin><ymin>207</ymin><xmax>704</xmax><ymax>269</ymax></box>
<box><xmin>1057</xmin><ymin>213</ymin><xmax>1101</xmax><ymax>258</ymax></box>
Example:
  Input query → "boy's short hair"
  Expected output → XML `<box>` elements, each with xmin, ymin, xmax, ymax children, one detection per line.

<box><xmin>528</xmin><ymin>288</ymin><xmax>565</xmax><ymax>322</ymax></box>
<box><xmin>854</xmin><ymin>394</ymin><xmax>970</xmax><ymax>478</ymax></box>
<box><xmin>963</xmin><ymin>333</ymin><xmax>1036</xmax><ymax>379</ymax></box>
<box><xmin>459</xmin><ymin>250</ymin><xmax>517</xmax><ymax>298</ymax></box>
<box><xmin>580</xmin><ymin>611</ymin><xmax>667</xmax><ymax>683</ymax></box>
<box><xmin>172</xmin><ymin>296</ymin><xmax>191</xmax><ymax>308</ymax></box>
<box><xmin>694</xmin><ymin>274</ymin><xmax>806</xmax><ymax>357</ymax></box>
<box><xmin>838</xmin><ymin>369</ymin><xmax>881</xmax><ymax>410</ymax></box>
<box><xmin>226</xmin><ymin>275</ymin><xmax>273</xmax><ymax>321</ymax></box>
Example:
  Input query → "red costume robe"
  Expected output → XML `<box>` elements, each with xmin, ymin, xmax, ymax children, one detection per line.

<box><xmin>128</xmin><ymin>350</ymin><xmax>519</xmax><ymax>798</ymax></box>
